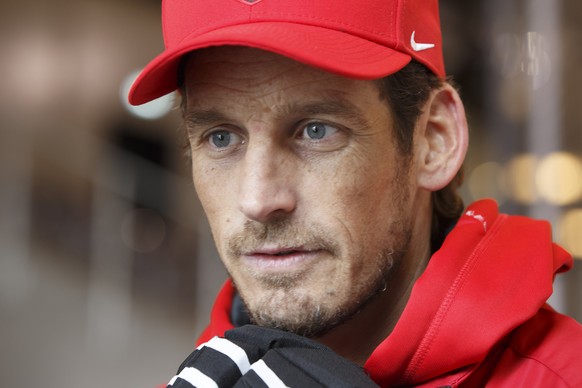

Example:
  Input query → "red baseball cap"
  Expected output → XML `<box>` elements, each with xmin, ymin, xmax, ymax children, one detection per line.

<box><xmin>129</xmin><ymin>0</ymin><xmax>444</xmax><ymax>106</ymax></box>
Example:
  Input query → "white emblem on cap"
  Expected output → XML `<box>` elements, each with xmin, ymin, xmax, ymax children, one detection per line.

<box><xmin>410</xmin><ymin>31</ymin><xmax>435</xmax><ymax>52</ymax></box>
<box><xmin>237</xmin><ymin>0</ymin><xmax>263</xmax><ymax>4</ymax></box>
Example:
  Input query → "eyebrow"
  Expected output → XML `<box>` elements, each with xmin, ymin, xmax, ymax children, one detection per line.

<box><xmin>183</xmin><ymin>94</ymin><xmax>372</xmax><ymax>131</ymax></box>
<box><xmin>184</xmin><ymin>109</ymin><xmax>229</xmax><ymax>129</ymax></box>
<box><xmin>284</xmin><ymin>98</ymin><xmax>370</xmax><ymax>129</ymax></box>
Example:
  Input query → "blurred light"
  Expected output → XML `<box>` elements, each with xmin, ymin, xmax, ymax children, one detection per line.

<box><xmin>468</xmin><ymin>162</ymin><xmax>506</xmax><ymax>203</ymax></box>
<box><xmin>121</xmin><ymin>208</ymin><xmax>166</xmax><ymax>253</ymax></box>
<box><xmin>504</xmin><ymin>154</ymin><xmax>539</xmax><ymax>205</ymax></box>
<box><xmin>536</xmin><ymin>152</ymin><xmax>582</xmax><ymax>206</ymax></box>
<box><xmin>492</xmin><ymin>33</ymin><xmax>521</xmax><ymax>78</ymax></box>
<box><xmin>120</xmin><ymin>70</ymin><xmax>175</xmax><ymax>120</ymax></box>
<box><xmin>558</xmin><ymin>209</ymin><xmax>582</xmax><ymax>260</ymax></box>
<box><xmin>522</xmin><ymin>32</ymin><xmax>552</xmax><ymax>91</ymax></box>
<box><xmin>491</xmin><ymin>32</ymin><xmax>551</xmax><ymax>91</ymax></box>
<box><xmin>4</xmin><ymin>30</ymin><xmax>63</xmax><ymax>111</ymax></box>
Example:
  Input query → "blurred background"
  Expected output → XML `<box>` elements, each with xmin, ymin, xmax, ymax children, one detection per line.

<box><xmin>0</xmin><ymin>0</ymin><xmax>580</xmax><ymax>386</ymax></box>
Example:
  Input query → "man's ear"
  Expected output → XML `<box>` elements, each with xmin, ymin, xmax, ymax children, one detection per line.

<box><xmin>415</xmin><ymin>83</ymin><xmax>468</xmax><ymax>191</ymax></box>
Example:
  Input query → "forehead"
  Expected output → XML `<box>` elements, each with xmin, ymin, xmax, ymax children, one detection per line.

<box><xmin>182</xmin><ymin>46</ymin><xmax>383</xmax><ymax>105</ymax></box>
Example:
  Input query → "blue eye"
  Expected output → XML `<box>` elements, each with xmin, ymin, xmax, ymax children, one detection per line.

<box><xmin>208</xmin><ymin>130</ymin><xmax>244</xmax><ymax>149</ymax></box>
<box><xmin>209</xmin><ymin>131</ymin><xmax>231</xmax><ymax>148</ymax></box>
<box><xmin>303</xmin><ymin>122</ymin><xmax>337</xmax><ymax>140</ymax></box>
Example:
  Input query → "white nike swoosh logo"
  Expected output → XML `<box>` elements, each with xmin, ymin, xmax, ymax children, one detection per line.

<box><xmin>410</xmin><ymin>31</ymin><xmax>435</xmax><ymax>52</ymax></box>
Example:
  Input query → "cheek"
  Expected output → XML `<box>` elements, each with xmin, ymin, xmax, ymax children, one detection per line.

<box><xmin>192</xmin><ymin>165</ymin><xmax>236</xmax><ymax>240</ymax></box>
<box><xmin>317</xmin><ymin>160</ymin><xmax>410</xmax><ymax>254</ymax></box>
<box><xmin>324</xmin><ymin>159</ymin><xmax>394</xmax><ymax>219</ymax></box>
<box><xmin>193</xmin><ymin>168</ymin><xmax>216</xmax><ymax>213</ymax></box>
<box><xmin>193</xmin><ymin>162</ymin><xmax>232</xmax><ymax>208</ymax></box>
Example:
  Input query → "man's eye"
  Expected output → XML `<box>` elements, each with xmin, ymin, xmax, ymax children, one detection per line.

<box><xmin>208</xmin><ymin>130</ymin><xmax>241</xmax><ymax>149</ymax></box>
<box><xmin>302</xmin><ymin>122</ymin><xmax>338</xmax><ymax>140</ymax></box>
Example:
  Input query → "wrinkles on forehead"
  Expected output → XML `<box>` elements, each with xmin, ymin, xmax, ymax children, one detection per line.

<box><xmin>182</xmin><ymin>47</ymin><xmax>359</xmax><ymax>101</ymax></box>
<box><xmin>186</xmin><ymin>69</ymin><xmax>340</xmax><ymax>104</ymax></box>
<box><xmin>185</xmin><ymin>47</ymin><xmax>304</xmax><ymax>90</ymax></box>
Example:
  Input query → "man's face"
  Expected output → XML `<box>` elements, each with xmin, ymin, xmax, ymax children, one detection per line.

<box><xmin>184</xmin><ymin>47</ymin><xmax>424</xmax><ymax>337</ymax></box>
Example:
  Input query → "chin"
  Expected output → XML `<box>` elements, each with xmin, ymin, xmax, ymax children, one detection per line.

<box><xmin>239</xmin><ymin>274</ymin><xmax>388</xmax><ymax>338</ymax></box>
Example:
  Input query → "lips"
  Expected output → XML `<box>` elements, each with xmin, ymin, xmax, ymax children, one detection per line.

<box><xmin>250</xmin><ymin>245</ymin><xmax>304</xmax><ymax>256</ymax></box>
<box><xmin>241</xmin><ymin>245</ymin><xmax>322</xmax><ymax>270</ymax></box>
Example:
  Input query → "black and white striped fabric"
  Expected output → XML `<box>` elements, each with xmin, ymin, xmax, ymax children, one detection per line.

<box><xmin>167</xmin><ymin>325</ymin><xmax>378</xmax><ymax>388</ymax></box>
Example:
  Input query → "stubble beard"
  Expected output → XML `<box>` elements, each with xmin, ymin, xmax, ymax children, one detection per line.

<box><xmin>225</xmin><ymin>217</ymin><xmax>412</xmax><ymax>338</ymax></box>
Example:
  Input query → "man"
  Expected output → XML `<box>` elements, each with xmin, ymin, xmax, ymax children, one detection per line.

<box><xmin>129</xmin><ymin>0</ymin><xmax>582</xmax><ymax>386</ymax></box>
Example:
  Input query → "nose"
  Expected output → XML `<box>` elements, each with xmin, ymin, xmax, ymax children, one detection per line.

<box><xmin>238</xmin><ymin>143</ymin><xmax>297</xmax><ymax>223</ymax></box>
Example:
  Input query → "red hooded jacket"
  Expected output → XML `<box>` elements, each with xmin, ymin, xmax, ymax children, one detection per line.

<box><xmin>196</xmin><ymin>200</ymin><xmax>582</xmax><ymax>387</ymax></box>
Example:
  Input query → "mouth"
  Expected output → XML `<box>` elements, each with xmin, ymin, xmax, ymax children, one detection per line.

<box><xmin>256</xmin><ymin>248</ymin><xmax>303</xmax><ymax>257</ymax></box>
<box><xmin>241</xmin><ymin>245</ymin><xmax>324</xmax><ymax>271</ymax></box>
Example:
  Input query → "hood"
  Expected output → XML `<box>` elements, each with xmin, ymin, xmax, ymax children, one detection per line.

<box><xmin>365</xmin><ymin>199</ymin><xmax>573</xmax><ymax>386</ymax></box>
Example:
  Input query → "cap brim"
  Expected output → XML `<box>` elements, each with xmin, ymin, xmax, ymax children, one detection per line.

<box><xmin>129</xmin><ymin>22</ymin><xmax>411</xmax><ymax>106</ymax></box>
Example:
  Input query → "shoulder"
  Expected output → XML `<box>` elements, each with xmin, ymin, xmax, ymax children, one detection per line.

<box><xmin>491</xmin><ymin>304</ymin><xmax>582</xmax><ymax>387</ymax></box>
